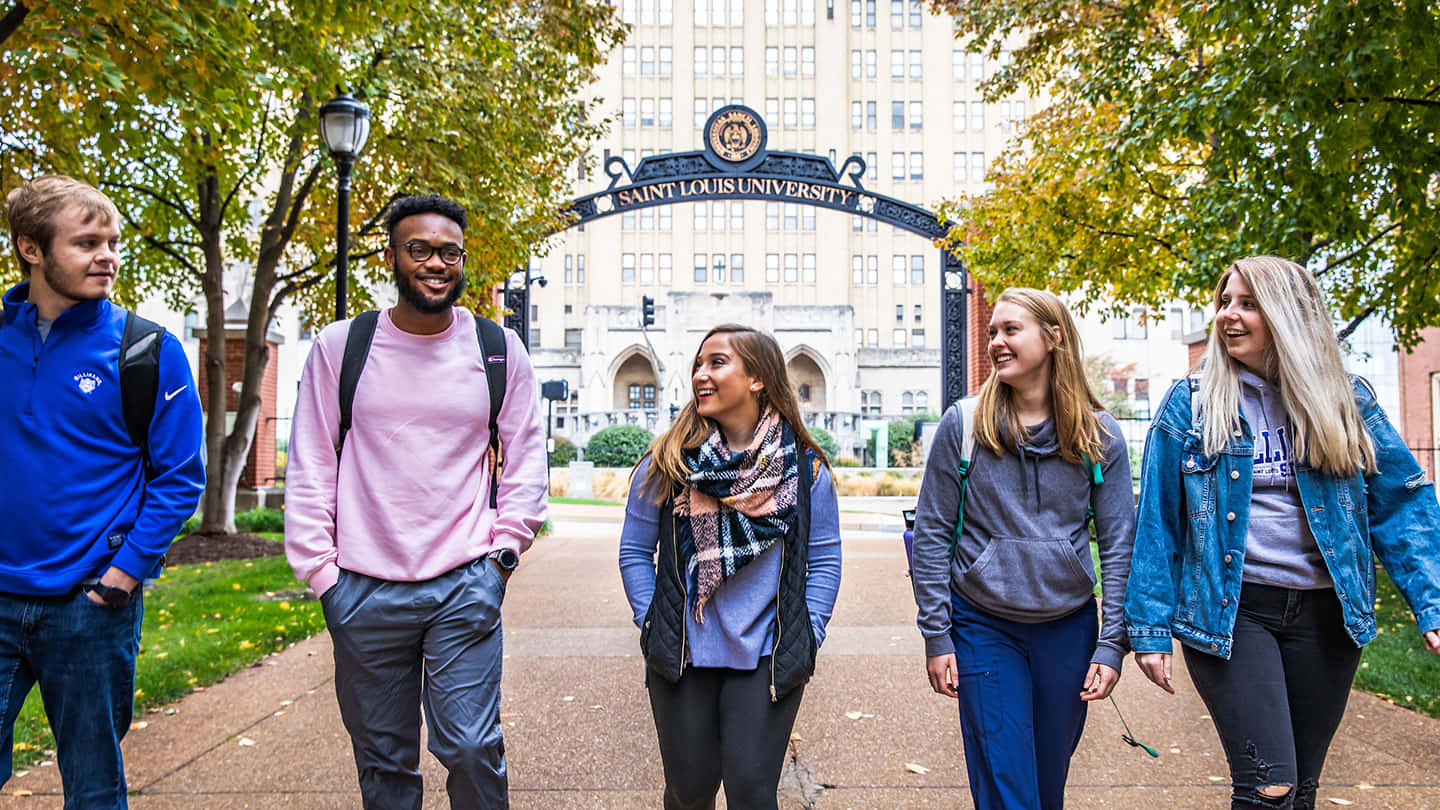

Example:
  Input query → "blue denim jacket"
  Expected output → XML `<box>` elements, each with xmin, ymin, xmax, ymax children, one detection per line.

<box><xmin>1125</xmin><ymin>376</ymin><xmax>1440</xmax><ymax>659</ymax></box>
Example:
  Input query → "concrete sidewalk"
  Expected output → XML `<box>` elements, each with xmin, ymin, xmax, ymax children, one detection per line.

<box><xmin>4</xmin><ymin>504</ymin><xmax>1439</xmax><ymax>808</ymax></box>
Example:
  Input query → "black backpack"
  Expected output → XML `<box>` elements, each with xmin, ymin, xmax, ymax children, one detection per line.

<box><xmin>118</xmin><ymin>312</ymin><xmax>166</xmax><ymax>478</ymax></box>
<box><xmin>336</xmin><ymin>310</ymin><xmax>509</xmax><ymax>508</ymax></box>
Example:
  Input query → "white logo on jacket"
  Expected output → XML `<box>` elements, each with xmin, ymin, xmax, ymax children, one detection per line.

<box><xmin>74</xmin><ymin>371</ymin><xmax>103</xmax><ymax>394</ymax></box>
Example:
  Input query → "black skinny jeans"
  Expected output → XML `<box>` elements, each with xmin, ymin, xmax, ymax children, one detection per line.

<box><xmin>646</xmin><ymin>658</ymin><xmax>804</xmax><ymax>810</ymax></box>
<box><xmin>1182</xmin><ymin>583</ymin><xmax>1363</xmax><ymax>810</ymax></box>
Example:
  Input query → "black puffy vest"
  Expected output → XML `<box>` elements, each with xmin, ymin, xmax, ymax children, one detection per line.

<box><xmin>639</xmin><ymin>452</ymin><xmax>816</xmax><ymax>701</ymax></box>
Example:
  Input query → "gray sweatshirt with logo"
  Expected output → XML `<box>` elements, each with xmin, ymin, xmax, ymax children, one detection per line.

<box><xmin>910</xmin><ymin>405</ymin><xmax>1135</xmax><ymax>672</ymax></box>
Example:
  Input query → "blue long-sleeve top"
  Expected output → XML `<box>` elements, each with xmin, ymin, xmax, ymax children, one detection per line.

<box><xmin>0</xmin><ymin>284</ymin><xmax>206</xmax><ymax>594</ymax></box>
<box><xmin>619</xmin><ymin>456</ymin><xmax>843</xmax><ymax>669</ymax></box>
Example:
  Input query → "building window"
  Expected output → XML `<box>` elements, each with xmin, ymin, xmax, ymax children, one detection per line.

<box><xmin>909</xmin><ymin>0</ymin><xmax>922</xmax><ymax>27</ymax></box>
<box><xmin>911</xmin><ymin>256</ymin><xmax>924</xmax><ymax>285</ymax></box>
<box><xmin>867</xmin><ymin>255</ymin><xmax>879</xmax><ymax>284</ymax></box>
<box><xmin>783</xmin><ymin>46</ymin><xmax>797</xmax><ymax>76</ymax></box>
<box><xmin>784</xmin><ymin>253</ymin><xmax>799</xmax><ymax>282</ymax></box>
<box><xmin>866</xmin><ymin>0</ymin><xmax>876</xmax><ymax>27</ymax></box>
<box><xmin>890</xmin><ymin>50</ymin><xmax>904</xmax><ymax>79</ymax></box>
<box><xmin>894</xmin><ymin>329</ymin><xmax>907</xmax><ymax>347</ymax></box>
<box><xmin>731</xmin><ymin>202</ymin><xmax>744</xmax><ymax>230</ymax></box>
<box><xmin>783</xmin><ymin>97</ymin><xmax>798</xmax><ymax>127</ymax></box>
<box><xmin>801</xmin><ymin>98</ymin><xmax>815</xmax><ymax>128</ymax></box>
<box><xmin>802</xmin><ymin>253</ymin><xmax>816</xmax><ymax>282</ymax></box>
<box><xmin>784</xmin><ymin>202</ymin><xmax>798</xmax><ymax>230</ymax></box>
<box><xmin>866</xmin><ymin>101</ymin><xmax>877</xmax><ymax>130</ymax></box>
<box><xmin>695</xmin><ymin>98</ymin><xmax>708</xmax><ymax>128</ymax></box>
<box><xmin>658</xmin><ymin>97</ymin><xmax>672</xmax><ymax>127</ymax></box>
<box><xmin>730</xmin><ymin>46</ymin><xmax>744</xmax><ymax>76</ymax></box>
<box><xmin>909</xmin><ymin>49</ymin><xmax>922</xmax><ymax>78</ymax></box>
<box><xmin>694</xmin><ymin>45</ymin><xmax>707</xmax><ymax>75</ymax></box>
<box><xmin>893</xmin><ymin>256</ymin><xmax>906</xmax><ymax>285</ymax></box>
<box><xmin>766</xmin><ymin>201</ymin><xmax>780</xmax><ymax>230</ymax></box>
<box><xmin>766</xmin><ymin>46</ymin><xmax>778</xmax><ymax>76</ymax></box>
<box><xmin>659</xmin><ymin>253</ymin><xmax>673</xmax><ymax>283</ymax></box>
<box><xmin>971</xmin><ymin>152</ymin><xmax>986</xmax><ymax>183</ymax></box>
<box><xmin>953</xmin><ymin>50</ymin><xmax>964</xmax><ymax>81</ymax></box>
<box><xmin>891</xmin><ymin>152</ymin><xmax>905</xmax><ymax>179</ymax></box>
<box><xmin>865</xmin><ymin>49</ymin><xmax>877</xmax><ymax>77</ymax></box>
<box><xmin>730</xmin><ymin>253</ymin><xmax>744</xmax><ymax>283</ymax></box>
<box><xmin>851</xmin><ymin>255</ymin><xmax>863</xmax><ymax>285</ymax></box>
<box><xmin>850</xmin><ymin>101</ymin><xmax>863</xmax><ymax>129</ymax></box>
<box><xmin>622</xmin><ymin>97</ymin><xmax>636</xmax><ymax>127</ymax></box>
<box><xmin>970</xmin><ymin>52</ymin><xmax>984</xmax><ymax>82</ymax></box>
<box><xmin>891</xmin><ymin>100</ymin><xmax>904</xmax><ymax>129</ymax></box>
<box><xmin>712</xmin><ymin>201</ymin><xmax>726</xmax><ymax>231</ymax></box>
<box><xmin>694</xmin><ymin>202</ymin><xmax>708</xmax><ymax>231</ymax></box>
<box><xmin>640</xmin><ymin>253</ymin><xmax>655</xmax><ymax>283</ymax></box>
<box><xmin>802</xmin><ymin>47</ymin><xmax>815</xmax><ymax>76</ymax></box>
<box><xmin>658</xmin><ymin>206</ymin><xmax>672</xmax><ymax>231</ymax></box>
<box><xmin>766</xmin><ymin>253</ymin><xmax>780</xmax><ymax>283</ymax></box>
<box><xmin>694</xmin><ymin>253</ymin><xmax>707</xmax><ymax>283</ymax></box>
<box><xmin>766</xmin><ymin>97</ymin><xmax>779</xmax><ymax>125</ymax></box>
<box><xmin>850</xmin><ymin>49</ymin><xmax>862</xmax><ymax>78</ymax></box>
<box><xmin>971</xmin><ymin>101</ymin><xmax>985</xmax><ymax>131</ymax></box>
<box><xmin>895</xmin><ymin>304</ymin><xmax>905</xmax><ymax>321</ymax></box>
<box><xmin>802</xmin><ymin>206</ymin><xmax>815</xmax><ymax>230</ymax></box>
<box><xmin>622</xmin><ymin>46</ymin><xmax>636</xmax><ymax>75</ymax></box>
<box><xmin>911</xmin><ymin>329</ymin><xmax>925</xmax><ymax>348</ymax></box>
<box><xmin>622</xmin><ymin>254</ymin><xmax>635</xmax><ymax>283</ymax></box>
<box><xmin>953</xmin><ymin>152</ymin><xmax>966</xmax><ymax>182</ymax></box>
<box><xmin>909</xmin><ymin>100</ymin><xmax>922</xmax><ymax>129</ymax></box>
<box><xmin>628</xmin><ymin>384</ymin><xmax>656</xmax><ymax>410</ymax></box>
<box><xmin>577</xmin><ymin>255</ymin><xmax>585</xmax><ymax>283</ymax></box>
<box><xmin>564</xmin><ymin>329</ymin><xmax>582</xmax><ymax>350</ymax></box>
<box><xmin>640</xmin><ymin>46</ymin><xmax>654</xmax><ymax>75</ymax></box>
<box><xmin>910</xmin><ymin>152</ymin><xmax>923</xmax><ymax>179</ymax></box>
<box><xmin>890</xmin><ymin>0</ymin><xmax>903</xmax><ymax>27</ymax></box>
<box><xmin>850</xmin><ymin>0</ymin><xmax>862</xmax><ymax>26</ymax></box>
<box><xmin>867</xmin><ymin>151</ymin><xmax>877</xmax><ymax>181</ymax></box>
<box><xmin>712</xmin><ymin>46</ymin><xmax>726</xmax><ymax>76</ymax></box>
<box><xmin>640</xmin><ymin>98</ymin><xmax>655</xmax><ymax>127</ymax></box>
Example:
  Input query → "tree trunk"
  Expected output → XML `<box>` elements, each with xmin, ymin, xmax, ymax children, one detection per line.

<box><xmin>197</xmin><ymin>167</ymin><xmax>237</xmax><ymax>534</ymax></box>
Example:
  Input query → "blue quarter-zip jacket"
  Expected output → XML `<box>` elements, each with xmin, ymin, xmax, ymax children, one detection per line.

<box><xmin>0</xmin><ymin>283</ymin><xmax>205</xmax><ymax>595</ymax></box>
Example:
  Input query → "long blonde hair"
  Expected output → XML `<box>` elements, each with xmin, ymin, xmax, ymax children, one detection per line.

<box><xmin>1198</xmin><ymin>256</ymin><xmax>1375</xmax><ymax>477</ymax></box>
<box><xmin>974</xmin><ymin>288</ymin><xmax>1109</xmax><ymax>464</ymax></box>
<box><xmin>640</xmin><ymin>324</ymin><xmax>831</xmax><ymax>501</ymax></box>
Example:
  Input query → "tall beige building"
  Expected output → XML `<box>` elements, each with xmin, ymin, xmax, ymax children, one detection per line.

<box><xmin>525</xmin><ymin>0</ymin><xmax>1030</xmax><ymax>459</ymax></box>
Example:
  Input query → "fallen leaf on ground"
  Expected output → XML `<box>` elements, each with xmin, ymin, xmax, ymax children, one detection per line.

<box><xmin>238</xmin><ymin>738</ymin><xmax>255</xmax><ymax>747</ymax></box>
<box><xmin>1208</xmin><ymin>776</ymin><xmax>1226</xmax><ymax>782</ymax></box>
<box><xmin>845</xmin><ymin>711</ymin><xmax>864</xmax><ymax>720</ymax></box>
<box><xmin>789</xmin><ymin>733</ymin><xmax>803</xmax><ymax>742</ymax></box>
<box><xmin>1355</xmin><ymin>783</ymin><xmax>1374</xmax><ymax>790</ymax></box>
<box><xmin>904</xmin><ymin>762</ymin><xmax>930</xmax><ymax>775</ymax></box>
<box><xmin>1327</xmin><ymin>799</ymin><xmax>1354</xmax><ymax>806</ymax></box>
<box><xmin>562</xmin><ymin>696</ymin><xmax>575</xmax><ymax>702</ymax></box>
<box><xmin>12</xmin><ymin>790</ymin><xmax>32</xmax><ymax>797</ymax></box>
<box><xmin>589</xmin><ymin>705</ymin><xmax>603</xmax><ymax>710</ymax></box>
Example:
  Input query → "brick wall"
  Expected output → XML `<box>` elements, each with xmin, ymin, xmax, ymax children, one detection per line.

<box><xmin>196</xmin><ymin>336</ymin><xmax>280</xmax><ymax>488</ymax></box>
<box><xmin>967</xmin><ymin>280</ymin><xmax>994</xmax><ymax>391</ymax></box>
<box><xmin>1398</xmin><ymin>328</ymin><xmax>1440</xmax><ymax>479</ymax></box>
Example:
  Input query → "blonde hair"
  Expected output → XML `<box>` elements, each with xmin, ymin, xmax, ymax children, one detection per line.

<box><xmin>974</xmin><ymin>288</ymin><xmax>1109</xmax><ymax>464</ymax></box>
<box><xmin>640</xmin><ymin>324</ymin><xmax>831</xmax><ymax>501</ymax></box>
<box><xmin>5</xmin><ymin>175</ymin><xmax>119</xmax><ymax>275</ymax></box>
<box><xmin>1198</xmin><ymin>256</ymin><xmax>1375</xmax><ymax>477</ymax></box>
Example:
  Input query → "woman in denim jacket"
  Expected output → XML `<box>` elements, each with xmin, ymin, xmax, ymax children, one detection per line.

<box><xmin>1125</xmin><ymin>256</ymin><xmax>1440</xmax><ymax>809</ymax></box>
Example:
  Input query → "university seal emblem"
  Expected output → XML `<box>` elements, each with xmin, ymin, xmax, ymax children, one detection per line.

<box><xmin>707</xmin><ymin>108</ymin><xmax>764</xmax><ymax>163</ymax></box>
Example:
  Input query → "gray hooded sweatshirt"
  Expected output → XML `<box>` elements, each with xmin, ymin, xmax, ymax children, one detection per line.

<box><xmin>910</xmin><ymin>405</ymin><xmax>1135</xmax><ymax>672</ymax></box>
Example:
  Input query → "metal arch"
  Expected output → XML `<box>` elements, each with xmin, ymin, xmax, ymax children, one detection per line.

<box><xmin>551</xmin><ymin>105</ymin><xmax>971</xmax><ymax>409</ymax></box>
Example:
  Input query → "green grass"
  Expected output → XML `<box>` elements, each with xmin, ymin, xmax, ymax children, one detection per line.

<box><xmin>1354</xmin><ymin>567</ymin><xmax>1440</xmax><ymax>719</ymax></box>
<box><xmin>548</xmin><ymin>496</ymin><xmax>623</xmax><ymax>506</ymax></box>
<box><xmin>11</xmin><ymin>553</ymin><xmax>324</xmax><ymax>768</ymax></box>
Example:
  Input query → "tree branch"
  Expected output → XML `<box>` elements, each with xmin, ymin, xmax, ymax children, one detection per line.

<box><xmin>1335</xmin><ymin>96</ymin><xmax>1440</xmax><ymax>109</ymax></box>
<box><xmin>114</xmin><ymin>208</ymin><xmax>202</xmax><ymax>280</ymax></box>
<box><xmin>1318</xmin><ymin>220</ymin><xmax>1403</xmax><ymax>277</ymax></box>
<box><xmin>277</xmin><ymin>246</ymin><xmax>385</xmax><ymax>282</ymax></box>
<box><xmin>1336</xmin><ymin>305</ymin><xmax>1375</xmax><ymax>342</ymax></box>
<box><xmin>0</xmin><ymin>2</ymin><xmax>29</xmax><ymax>47</ymax></box>
<box><xmin>100</xmin><ymin>180</ymin><xmax>200</xmax><ymax>229</ymax></box>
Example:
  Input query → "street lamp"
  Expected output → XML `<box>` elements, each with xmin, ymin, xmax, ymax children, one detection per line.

<box><xmin>503</xmin><ymin>264</ymin><xmax>546</xmax><ymax>348</ymax></box>
<box><xmin>319</xmin><ymin>90</ymin><xmax>372</xmax><ymax>321</ymax></box>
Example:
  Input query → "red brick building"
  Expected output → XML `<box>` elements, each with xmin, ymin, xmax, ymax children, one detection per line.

<box><xmin>194</xmin><ymin>299</ymin><xmax>285</xmax><ymax>488</ymax></box>
<box><xmin>1398</xmin><ymin>328</ymin><xmax>1440</xmax><ymax>480</ymax></box>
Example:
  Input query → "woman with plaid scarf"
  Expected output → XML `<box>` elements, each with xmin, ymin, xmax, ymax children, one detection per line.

<box><xmin>619</xmin><ymin>324</ymin><xmax>842</xmax><ymax>810</ymax></box>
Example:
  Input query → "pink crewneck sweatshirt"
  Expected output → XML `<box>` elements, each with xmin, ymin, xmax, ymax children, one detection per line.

<box><xmin>284</xmin><ymin>308</ymin><xmax>547</xmax><ymax>598</ymax></box>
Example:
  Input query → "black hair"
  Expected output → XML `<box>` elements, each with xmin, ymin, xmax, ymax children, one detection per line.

<box><xmin>384</xmin><ymin>194</ymin><xmax>468</xmax><ymax>241</ymax></box>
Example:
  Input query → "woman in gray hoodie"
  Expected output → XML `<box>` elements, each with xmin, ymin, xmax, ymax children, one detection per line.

<box><xmin>911</xmin><ymin>288</ymin><xmax>1135</xmax><ymax>810</ymax></box>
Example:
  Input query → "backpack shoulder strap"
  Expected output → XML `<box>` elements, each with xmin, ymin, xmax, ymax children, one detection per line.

<box><xmin>337</xmin><ymin>310</ymin><xmax>380</xmax><ymax>459</ymax></box>
<box><xmin>119</xmin><ymin>311</ymin><xmax>165</xmax><ymax>476</ymax></box>
<box><xmin>950</xmin><ymin>396</ymin><xmax>980</xmax><ymax>562</ymax></box>
<box><xmin>1188</xmin><ymin>374</ymin><xmax>1202</xmax><ymax>431</ymax></box>
<box><xmin>475</xmin><ymin>315</ymin><xmax>508</xmax><ymax>509</ymax></box>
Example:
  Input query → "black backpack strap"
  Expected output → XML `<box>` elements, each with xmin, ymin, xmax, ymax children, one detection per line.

<box><xmin>119</xmin><ymin>311</ymin><xmax>165</xmax><ymax>477</ymax></box>
<box><xmin>475</xmin><ymin>315</ymin><xmax>508</xmax><ymax>509</ymax></box>
<box><xmin>336</xmin><ymin>310</ymin><xmax>380</xmax><ymax>459</ymax></box>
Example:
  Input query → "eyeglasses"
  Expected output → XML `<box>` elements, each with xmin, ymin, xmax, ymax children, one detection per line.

<box><xmin>398</xmin><ymin>240</ymin><xmax>466</xmax><ymax>265</ymax></box>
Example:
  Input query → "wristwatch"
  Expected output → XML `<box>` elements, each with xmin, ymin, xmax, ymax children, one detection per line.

<box><xmin>490</xmin><ymin>548</ymin><xmax>520</xmax><ymax>573</ymax></box>
<box><xmin>84</xmin><ymin>582</ymin><xmax>133</xmax><ymax>609</ymax></box>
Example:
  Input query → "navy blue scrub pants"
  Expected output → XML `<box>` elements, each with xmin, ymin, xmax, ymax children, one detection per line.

<box><xmin>949</xmin><ymin>592</ymin><xmax>1097</xmax><ymax>810</ymax></box>
<box><xmin>323</xmin><ymin>557</ymin><xmax>509</xmax><ymax>810</ymax></box>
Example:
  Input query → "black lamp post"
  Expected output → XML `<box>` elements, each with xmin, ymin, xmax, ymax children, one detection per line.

<box><xmin>319</xmin><ymin>90</ymin><xmax>372</xmax><ymax>321</ymax></box>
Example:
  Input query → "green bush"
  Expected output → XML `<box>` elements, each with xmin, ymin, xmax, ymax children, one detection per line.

<box><xmin>807</xmin><ymin>426</ymin><xmax>839</xmax><ymax>461</ymax></box>
<box><xmin>235</xmin><ymin>507</ymin><xmax>285</xmax><ymax>534</ymax></box>
<box><xmin>585</xmin><ymin>424</ymin><xmax>655</xmax><ymax>467</ymax></box>
<box><xmin>550</xmin><ymin>436</ymin><xmax>578</xmax><ymax>466</ymax></box>
<box><xmin>178</xmin><ymin>515</ymin><xmax>201</xmax><ymax>537</ymax></box>
<box><xmin>833</xmin><ymin>455</ymin><xmax>861</xmax><ymax>467</ymax></box>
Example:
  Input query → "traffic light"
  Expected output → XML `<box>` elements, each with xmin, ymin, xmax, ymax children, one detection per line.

<box><xmin>641</xmin><ymin>295</ymin><xmax>655</xmax><ymax>328</ymax></box>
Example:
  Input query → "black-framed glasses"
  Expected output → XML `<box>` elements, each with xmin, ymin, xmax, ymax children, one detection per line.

<box><xmin>399</xmin><ymin>240</ymin><xmax>466</xmax><ymax>265</ymax></box>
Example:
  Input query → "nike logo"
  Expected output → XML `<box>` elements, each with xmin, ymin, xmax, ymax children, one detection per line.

<box><xmin>165</xmin><ymin>386</ymin><xmax>188</xmax><ymax>401</ymax></box>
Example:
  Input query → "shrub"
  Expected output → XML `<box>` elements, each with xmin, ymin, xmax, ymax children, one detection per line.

<box><xmin>807</xmin><ymin>426</ymin><xmax>839</xmax><ymax>461</ymax></box>
<box><xmin>550</xmin><ymin>436</ymin><xmax>578</xmax><ymax>466</ymax></box>
<box><xmin>585</xmin><ymin>425</ymin><xmax>655</xmax><ymax>467</ymax></box>
<box><xmin>235</xmin><ymin>507</ymin><xmax>285</xmax><ymax>534</ymax></box>
<box><xmin>833</xmin><ymin>455</ymin><xmax>861</xmax><ymax>468</ymax></box>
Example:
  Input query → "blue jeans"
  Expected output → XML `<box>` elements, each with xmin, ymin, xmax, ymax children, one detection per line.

<box><xmin>0</xmin><ymin>588</ymin><xmax>145</xmax><ymax>809</ymax></box>
<box><xmin>949</xmin><ymin>592</ymin><xmax>1096</xmax><ymax>810</ymax></box>
<box><xmin>323</xmin><ymin>557</ymin><xmax>508</xmax><ymax>810</ymax></box>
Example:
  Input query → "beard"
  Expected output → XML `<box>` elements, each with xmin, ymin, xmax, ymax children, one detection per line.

<box><xmin>392</xmin><ymin>262</ymin><xmax>466</xmax><ymax>314</ymax></box>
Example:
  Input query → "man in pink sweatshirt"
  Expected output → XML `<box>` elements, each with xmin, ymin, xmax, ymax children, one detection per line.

<box><xmin>284</xmin><ymin>194</ymin><xmax>547</xmax><ymax>810</ymax></box>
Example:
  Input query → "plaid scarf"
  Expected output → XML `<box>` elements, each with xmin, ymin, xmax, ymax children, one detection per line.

<box><xmin>674</xmin><ymin>408</ymin><xmax>800</xmax><ymax>623</ymax></box>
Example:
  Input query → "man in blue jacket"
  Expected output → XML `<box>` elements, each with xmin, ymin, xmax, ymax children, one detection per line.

<box><xmin>0</xmin><ymin>175</ymin><xmax>205</xmax><ymax>807</ymax></box>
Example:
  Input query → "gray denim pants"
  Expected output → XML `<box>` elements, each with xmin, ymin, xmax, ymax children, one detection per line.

<box><xmin>322</xmin><ymin>557</ymin><xmax>508</xmax><ymax>810</ymax></box>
